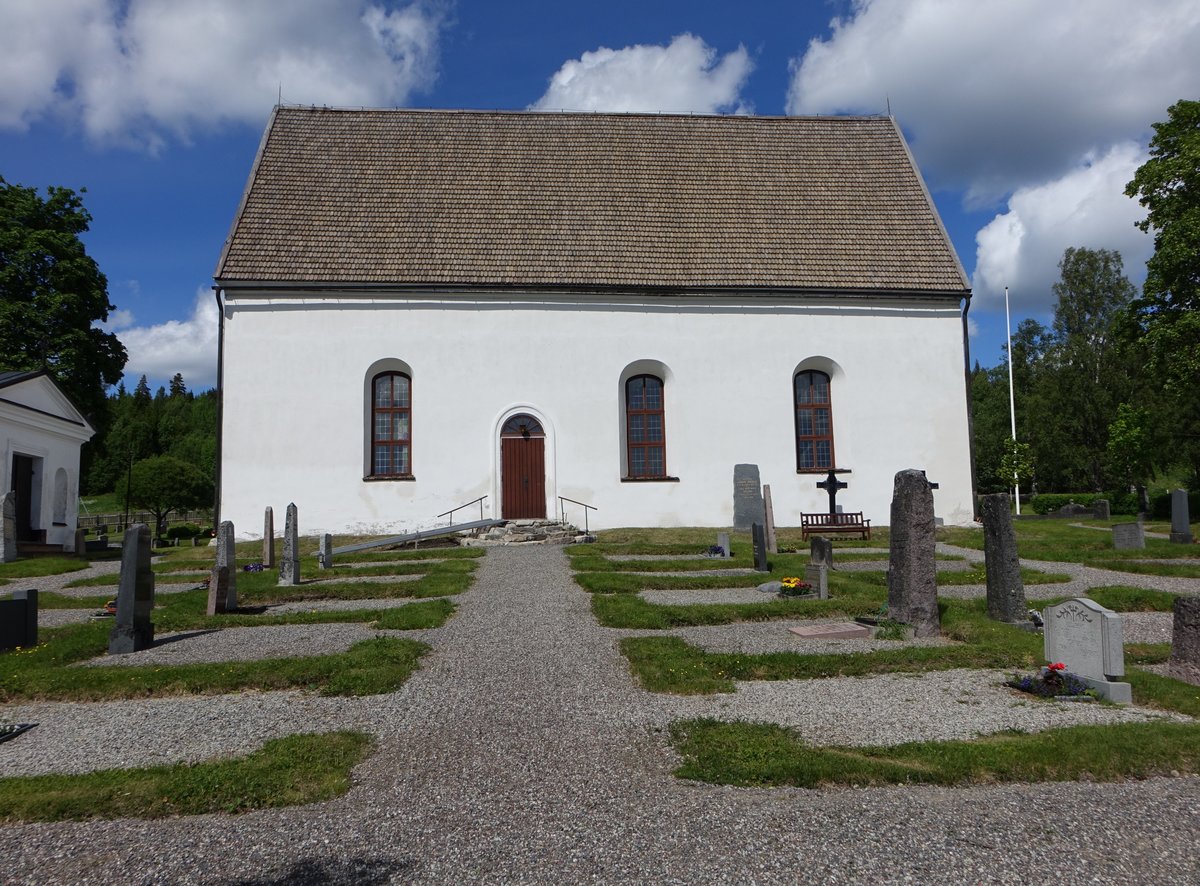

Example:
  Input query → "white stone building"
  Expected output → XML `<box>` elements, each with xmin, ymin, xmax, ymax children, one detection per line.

<box><xmin>1</xmin><ymin>370</ymin><xmax>95</xmax><ymax>551</ymax></box>
<box><xmin>214</xmin><ymin>108</ymin><xmax>975</xmax><ymax>536</ymax></box>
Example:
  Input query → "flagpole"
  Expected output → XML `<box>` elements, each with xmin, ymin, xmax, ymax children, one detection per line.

<box><xmin>1005</xmin><ymin>285</ymin><xmax>1020</xmax><ymax>515</ymax></box>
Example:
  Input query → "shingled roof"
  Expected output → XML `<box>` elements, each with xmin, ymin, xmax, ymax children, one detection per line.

<box><xmin>215</xmin><ymin>107</ymin><xmax>969</xmax><ymax>296</ymax></box>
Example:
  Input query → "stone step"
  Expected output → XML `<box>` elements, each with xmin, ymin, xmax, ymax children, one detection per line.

<box><xmin>14</xmin><ymin>542</ymin><xmax>66</xmax><ymax>557</ymax></box>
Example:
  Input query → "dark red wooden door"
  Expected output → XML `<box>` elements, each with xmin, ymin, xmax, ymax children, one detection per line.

<box><xmin>502</xmin><ymin>437</ymin><xmax>545</xmax><ymax>519</ymax></box>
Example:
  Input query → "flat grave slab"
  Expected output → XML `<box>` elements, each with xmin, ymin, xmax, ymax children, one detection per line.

<box><xmin>789</xmin><ymin>622</ymin><xmax>872</xmax><ymax>640</ymax></box>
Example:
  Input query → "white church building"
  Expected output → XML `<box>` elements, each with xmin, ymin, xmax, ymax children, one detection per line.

<box><xmin>214</xmin><ymin>107</ymin><xmax>975</xmax><ymax>536</ymax></box>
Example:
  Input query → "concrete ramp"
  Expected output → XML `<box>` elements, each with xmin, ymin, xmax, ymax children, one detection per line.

<box><xmin>331</xmin><ymin>519</ymin><xmax>505</xmax><ymax>556</ymax></box>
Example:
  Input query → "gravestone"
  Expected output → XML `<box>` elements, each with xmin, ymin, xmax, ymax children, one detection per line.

<box><xmin>1168</xmin><ymin>596</ymin><xmax>1200</xmax><ymax>684</ymax></box>
<box><xmin>1092</xmin><ymin>499</ymin><xmax>1110</xmax><ymax>521</ymax></box>
<box><xmin>263</xmin><ymin>506</ymin><xmax>276</xmax><ymax>567</ymax></box>
<box><xmin>804</xmin><ymin>563</ymin><xmax>829</xmax><ymax>599</ymax></box>
<box><xmin>751</xmin><ymin>523</ymin><xmax>769</xmax><ymax>572</ymax></box>
<box><xmin>789</xmin><ymin>622</ymin><xmax>870</xmax><ymax>640</ymax></box>
<box><xmin>1042</xmin><ymin>597</ymin><xmax>1131</xmax><ymax>703</ymax></box>
<box><xmin>108</xmin><ymin>524</ymin><xmax>155</xmax><ymax>654</ymax></box>
<box><xmin>279</xmin><ymin>502</ymin><xmax>301</xmax><ymax>586</ymax></box>
<box><xmin>980</xmin><ymin>493</ymin><xmax>1026</xmax><ymax>624</ymax></box>
<box><xmin>319</xmin><ymin>533</ymin><xmax>333</xmax><ymax>569</ymax></box>
<box><xmin>1112</xmin><ymin>522</ymin><xmax>1145</xmax><ymax>550</ymax></box>
<box><xmin>207</xmin><ymin>521</ymin><xmax>238</xmax><ymax>614</ymax></box>
<box><xmin>0</xmin><ymin>491</ymin><xmax>15</xmax><ymax>563</ymax></box>
<box><xmin>715</xmin><ymin>532</ymin><xmax>731</xmax><ymax>559</ymax></box>
<box><xmin>0</xmin><ymin>589</ymin><xmax>37</xmax><ymax>651</ymax></box>
<box><xmin>1169</xmin><ymin>489</ymin><xmax>1193</xmax><ymax>544</ymax></box>
<box><xmin>73</xmin><ymin>528</ymin><xmax>86</xmax><ymax>557</ymax></box>
<box><xmin>733</xmin><ymin>464</ymin><xmax>765</xmax><ymax>532</ymax></box>
<box><xmin>762</xmin><ymin>484</ymin><xmax>778</xmax><ymax>554</ymax></box>
<box><xmin>886</xmin><ymin>469</ymin><xmax>940</xmax><ymax>638</ymax></box>
<box><xmin>1056</xmin><ymin>502</ymin><xmax>1091</xmax><ymax>518</ymax></box>
<box><xmin>809</xmin><ymin>536</ymin><xmax>833</xmax><ymax>570</ymax></box>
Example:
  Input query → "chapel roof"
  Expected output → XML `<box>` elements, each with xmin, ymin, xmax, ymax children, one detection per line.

<box><xmin>215</xmin><ymin>107</ymin><xmax>970</xmax><ymax>296</ymax></box>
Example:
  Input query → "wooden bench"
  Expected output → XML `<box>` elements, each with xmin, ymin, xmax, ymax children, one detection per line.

<box><xmin>801</xmin><ymin>512</ymin><xmax>871</xmax><ymax>540</ymax></box>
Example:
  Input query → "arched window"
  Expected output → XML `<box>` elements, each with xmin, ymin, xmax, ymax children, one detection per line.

<box><xmin>371</xmin><ymin>372</ymin><xmax>411</xmax><ymax>477</ymax></box>
<box><xmin>795</xmin><ymin>370</ymin><xmax>834</xmax><ymax>470</ymax></box>
<box><xmin>626</xmin><ymin>374</ymin><xmax>666</xmax><ymax>478</ymax></box>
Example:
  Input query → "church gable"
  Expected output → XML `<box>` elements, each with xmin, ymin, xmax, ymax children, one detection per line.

<box><xmin>0</xmin><ymin>371</ymin><xmax>94</xmax><ymax>438</ymax></box>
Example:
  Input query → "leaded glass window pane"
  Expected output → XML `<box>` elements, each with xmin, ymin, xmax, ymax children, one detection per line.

<box><xmin>798</xmin><ymin>440</ymin><xmax>814</xmax><ymax>468</ymax></box>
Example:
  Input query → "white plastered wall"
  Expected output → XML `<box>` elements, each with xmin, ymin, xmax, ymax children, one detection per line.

<box><xmin>218</xmin><ymin>292</ymin><xmax>974</xmax><ymax>537</ymax></box>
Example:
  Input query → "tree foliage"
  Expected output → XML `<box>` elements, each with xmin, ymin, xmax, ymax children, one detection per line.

<box><xmin>0</xmin><ymin>177</ymin><xmax>127</xmax><ymax>422</ymax></box>
<box><xmin>123</xmin><ymin>455</ymin><xmax>211</xmax><ymax>536</ymax></box>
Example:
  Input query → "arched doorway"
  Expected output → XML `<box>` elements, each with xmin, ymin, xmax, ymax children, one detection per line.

<box><xmin>500</xmin><ymin>414</ymin><xmax>546</xmax><ymax>519</ymax></box>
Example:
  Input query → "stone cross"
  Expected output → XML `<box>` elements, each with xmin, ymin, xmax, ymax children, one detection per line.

<box><xmin>208</xmin><ymin>520</ymin><xmax>238</xmax><ymax>614</ymax></box>
<box><xmin>980</xmin><ymin>493</ymin><xmax>1026</xmax><ymax>624</ymax></box>
<box><xmin>0</xmin><ymin>491</ymin><xmax>16</xmax><ymax>563</ymax></box>
<box><xmin>263</xmin><ymin>506</ymin><xmax>276</xmax><ymax>567</ymax></box>
<box><xmin>279</xmin><ymin>502</ymin><xmax>301</xmax><ymax>586</ymax></box>
<box><xmin>815</xmin><ymin>470</ymin><xmax>848</xmax><ymax>514</ymax></box>
<box><xmin>1168</xmin><ymin>596</ymin><xmax>1200</xmax><ymax>685</ymax></box>
<box><xmin>886</xmin><ymin>469</ymin><xmax>940</xmax><ymax>638</ymax></box>
<box><xmin>762</xmin><ymin>484</ymin><xmax>778</xmax><ymax>554</ymax></box>
<box><xmin>809</xmin><ymin>536</ymin><xmax>834</xmax><ymax>570</ymax></box>
<box><xmin>733</xmin><ymin>464</ymin><xmax>765</xmax><ymax>531</ymax></box>
<box><xmin>1169</xmin><ymin>489</ymin><xmax>1193</xmax><ymax>544</ymax></box>
<box><xmin>108</xmin><ymin>523</ymin><xmax>155</xmax><ymax>654</ymax></box>
<box><xmin>751</xmin><ymin>523</ymin><xmax>769</xmax><ymax>572</ymax></box>
<box><xmin>318</xmin><ymin>533</ymin><xmax>333</xmax><ymax>569</ymax></box>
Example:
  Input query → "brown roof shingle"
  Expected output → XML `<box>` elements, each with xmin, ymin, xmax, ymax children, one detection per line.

<box><xmin>215</xmin><ymin>107</ymin><xmax>969</xmax><ymax>295</ymax></box>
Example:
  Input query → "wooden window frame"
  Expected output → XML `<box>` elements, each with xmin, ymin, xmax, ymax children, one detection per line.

<box><xmin>625</xmin><ymin>374</ymin><xmax>667</xmax><ymax>479</ymax></box>
<box><xmin>794</xmin><ymin>370</ymin><xmax>835</xmax><ymax>472</ymax></box>
<box><xmin>371</xmin><ymin>372</ymin><xmax>413</xmax><ymax>478</ymax></box>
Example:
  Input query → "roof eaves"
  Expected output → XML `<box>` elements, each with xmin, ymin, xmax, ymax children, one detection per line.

<box><xmin>213</xmin><ymin>105</ymin><xmax>280</xmax><ymax>281</ymax></box>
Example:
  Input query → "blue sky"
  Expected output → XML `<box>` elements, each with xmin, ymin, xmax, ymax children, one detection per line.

<box><xmin>2</xmin><ymin>0</ymin><xmax>1197</xmax><ymax>392</ymax></box>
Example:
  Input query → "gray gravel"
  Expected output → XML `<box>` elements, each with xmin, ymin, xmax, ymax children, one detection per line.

<box><xmin>4</xmin><ymin>545</ymin><xmax>1200</xmax><ymax>884</ymax></box>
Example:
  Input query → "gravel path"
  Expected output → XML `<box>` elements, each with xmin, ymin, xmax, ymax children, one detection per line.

<box><xmin>4</xmin><ymin>545</ymin><xmax>1200</xmax><ymax>884</ymax></box>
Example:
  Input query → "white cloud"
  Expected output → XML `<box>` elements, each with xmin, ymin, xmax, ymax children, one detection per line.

<box><xmin>100</xmin><ymin>308</ymin><xmax>135</xmax><ymax>332</ymax></box>
<box><xmin>0</xmin><ymin>0</ymin><xmax>448</xmax><ymax>147</ymax></box>
<box><xmin>531</xmin><ymin>34</ymin><xmax>753</xmax><ymax>114</ymax></box>
<box><xmin>972</xmin><ymin>143</ymin><xmax>1152</xmax><ymax>314</ymax></box>
<box><xmin>116</xmin><ymin>288</ymin><xmax>218</xmax><ymax>389</ymax></box>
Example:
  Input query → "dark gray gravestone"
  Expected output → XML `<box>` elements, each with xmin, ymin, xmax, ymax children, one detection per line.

<box><xmin>810</xmin><ymin>536</ymin><xmax>834</xmax><ymax>569</ymax></box>
<box><xmin>0</xmin><ymin>589</ymin><xmax>37</xmax><ymax>651</ymax></box>
<box><xmin>716</xmin><ymin>532</ymin><xmax>731</xmax><ymax>559</ymax></box>
<box><xmin>263</xmin><ymin>506</ymin><xmax>276</xmax><ymax>568</ymax></box>
<box><xmin>207</xmin><ymin>565</ymin><xmax>230</xmax><ymax>616</ymax></box>
<box><xmin>73</xmin><ymin>527</ymin><xmax>86</xmax><ymax>557</ymax></box>
<box><xmin>1112</xmin><ymin>522</ymin><xmax>1145</xmax><ymax>550</ymax></box>
<box><xmin>1092</xmin><ymin>499</ymin><xmax>1111</xmax><ymax>521</ymax></box>
<box><xmin>279</xmin><ymin>503</ymin><xmax>301</xmax><ymax>586</ymax></box>
<box><xmin>319</xmin><ymin>533</ymin><xmax>333</xmax><ymax>569</ymax></box>
<box><xmin>109</xmin><ymin>524</ymin><xmax>155</xmax><ymax>654</ymax></box>
<box><xmin>0</xmin><ymin>491</ymin><xmax>15</xmax><ymax>563</ymax></box>
<box><xmin>733</xmin><ymin>465</ymin><xmax>765</xmax><ymax>532</ymax></box>
<box><xmin>980</xmin><ymin>493</ymin><xmax>1026</xmax><ymax>624</ymax></box>
<box><xmin>751</xmin><ymin>523</ymin><xmax>769</xmax><ymax>572</ymax></box>
<box><xmin>762</xmin><ymin>484</ymin><xmax>778</xmax><ymax>554</ymax></box>
<box><xmin>1168</xmin><ymin>596</ymin><xmax>1200</xmax><ymax>684</ymax></box>
<box><xmin>1170</xmin><ymin>489</ymin><xmax>1193</xmax><ymax>544</ymax></box>
<box><xmin>886</xmin><ymin>470</ymin><xmax>940</xmax><ymax>638</ymax></box>
<box><xmin>207</xmin><ymin>521</ymin><xmax>237</xmax><ymax>614</ymax></box>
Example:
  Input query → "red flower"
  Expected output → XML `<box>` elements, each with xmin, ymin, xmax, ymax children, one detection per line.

<box><xmin>1047</xmin><ymin>662</ymin><xmax>1066</xmax><ymax>671</ymax></box>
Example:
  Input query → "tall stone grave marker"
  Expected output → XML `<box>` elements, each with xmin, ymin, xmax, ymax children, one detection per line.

<box><xmin>1043</xmin><ymin>597</ymin><xmax>1131</xmax><ymax>703</ymax></box>
<box><xmin>263</xmin><ymin>506</ymin><xmax>276</xmax><ymax>567</ymax></box>
<box><xmin>810</xmin><ymin>536</ymin><xmax>834</xmax><ymax>570</ymax></box>
<box><xmin>73</xmin><ymin>527</ymin><xmax>86</xmax><ymax>557</ymax></box>
<box><xmin>108</xmin><ymin>523</ymin><xmax>155</xmax><ymax>654</ymax></box>
<box><xmin>1169</xmin><ymin>489</ymin><xmax>1193</xmax><ymax>544</ymax></box>
<box><xmin>751</xmin><ymin>523</ymin><xmax>769</xmax><ymax>572</ymax></box>
<box><xmin>762</xmin><ymin>484</ymin><xmax>778</xmax><ymax>554</ymax></box>
<box><xmin>279</xmin><ymin>503</ymin><xmax>301</xmax><ymax>586</ymax></box>
<box><xmin>207</xmin><ymin>520</ymin><xmax>238</xmax><ymax>614</ymax></box>
<box><xmin>886</xmin><ymin>469</ymin><xmax>940</xmax><ymax>638</ymax></box>
<box><xmin>980</xmin><ymin>493</ymin><xmax>1027</xmax><ymax>624</ymax></box>
<box><xmin>319</xmin><ymin>533</ymin><xmax>334</xmax><ymax>569</ymax></box>
<box><xmin>0</xmin><ymin>589</ymin><xmax>37</xmax><ymax>651</ymax></box>
<box><xmin>715</xmin><ymin>532</ymin><xmax>731</xmax><ymax>559</ymax></box>
<box><xmin>1112</xmin><ymin>522</ymin><xmax>1145</xmax><ymax>550</ymax></box>
<box><xmin>733</xmin><ymin>464</ymin><xmax>765</xmax><ymax>532</ymax></box>
<box><xmin>1168</xmin><ymin>596</ymin><xmax>1200</xmax><ymax>684</ymax></box>
<box><xmin>0</xmin><ymin>491</ymin><xmax>15</xmax><ymax>563</ymax></box>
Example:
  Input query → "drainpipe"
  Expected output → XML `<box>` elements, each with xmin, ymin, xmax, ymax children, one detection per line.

<box><xmin>961</xmin><ymin>293</ymin><xmax>979</xmax><ymax>520</ymax></box>
<box><xmin>212</xmin><ymin>286</ymin><xmax>225</xmax><ymax>528</ymax></box>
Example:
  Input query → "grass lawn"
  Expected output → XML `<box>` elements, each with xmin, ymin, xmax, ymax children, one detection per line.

<box><xmin>938</xmin><ymin>520</ymin><xmax>1200</xmax><ymax>567</ymax></box>
<box><xmin>0</xmin><ymin>557</ymin><xmax>91</xmax><ymax>587</ymax></box>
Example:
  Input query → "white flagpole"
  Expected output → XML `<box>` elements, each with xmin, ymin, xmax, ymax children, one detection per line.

<box><xmin>1005</xmin><ymin>286</ymin><xmax>1020</xmax><ymax>515</ymax></box>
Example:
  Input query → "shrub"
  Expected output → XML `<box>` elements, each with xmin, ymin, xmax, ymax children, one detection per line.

<box><xmin>1150</xmin><ymin>490</ymin><xmax>1200</xmax><ymax>520</ymax></box>
<box><xmin>165</xmin><ymin>522</ymin><xmax>203</xmax><ymax>541</ymax></box>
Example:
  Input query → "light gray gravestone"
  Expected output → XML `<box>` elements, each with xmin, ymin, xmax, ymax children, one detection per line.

<box><xmin>980</xmin><ymin>493</ymin><xmax>1026</xmax><ymax>624</ymax></box>
<box><xmin>108</xmin><ymin>523</ymin><xmax>155</xmax><ymax>654</ymax></box>
<box><xmin>1168</xmin><ymin>596</ymin><xmax>1200</xmax><ymax>684</ymax></box>
<box><xmin>1112</xmin><ymin>522</ymin><xmax>1145</xmax><ymax>550</ymax></box>
<box><xmin>319</xmin><ymin>533</ymin><xmax>333</xmax><ymax>569</ymax></box>
<box><xmin>207</xmin><ymin>520</ymin><xmax>238</xmax><ymax>614</ymax></box>
<box><xmin>1092</xmin><ymin>499</ymin><xmax>1110</xmax><ymax>520</ymax></box>
<box><xmin>733</xmin><ymin>464</ymin><xmax>765</xmax><ymax>532</ymax></box>
<box><xmin>810</xmin><ymin>536</ymin><xmax>834</xmax><ymax>570</ymax></box>
<box><xmin>886</xmin><ymin>469</ymin><xmax>940</xmax><ymax>638</ymax></box>
<box><xmin>716</xmin><ymin>532</ymin><xmax>731</xmax><ymax>559</ymax></box>
<box><xmin>0</xmin><ymin>491</ymin><xmax>16</xmax><ymax>563</ymax></box>
<box><xmin>762</xmin><ymin>484</ymin><xmax>778</xmax><ymax>554</ymax></box>
<box><xmin>279</xmin><ymin>502</ymin><xmax>301</xmax><ymax>586</ymax></box>
<box><xmin>1043</xmin><ymin>597</ymin><xmax>1131</xmax><ymax>703</ymax></box>
<box><xmin>263</xmin><ymin>506</ymin><xmax>276</xmax><ymax>567</ymax></box>
<box><xmin>751</xmin><ymin>523</ymin><xmax>769</xmax><ymax>572</ymax></box>
<box><xmin>1169</xmin><ymin>489</ymin><xmax>1193</xmax><ymax>544</ymax></box>
<box><xmin>805</xmin><ymin>563</ymin><xmax>829</xmax><ymax>599</ymax></box>
<box><xmin>0</xmin><ymin>589</ymin><xmax>37</xmax><ymax>651</ymax></box>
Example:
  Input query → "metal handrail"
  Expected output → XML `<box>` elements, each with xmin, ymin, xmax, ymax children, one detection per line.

<box><xmin>558</xmin><ymin>496</ymin><xmax>597</xmax><ymax>537</ymax></box>
<box><xmin>437</xmin><ymin>495</ymin><xmax>488</xmax><ymax>526</ymax></box>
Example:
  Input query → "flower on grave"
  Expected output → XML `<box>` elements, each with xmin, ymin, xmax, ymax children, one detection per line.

<box><xmin>1047</xmin><ymin>662</ymin><xmax>1066</xmax><ymax>671</ymax></box>
<box><xmin>1005</xmin><ymin>662</ymin><xmax>1091</xmax><ymax>698</ymax></box>
<box><xmin>777</xmin><ymin>577</ymin><xmax>813</xmax><ymax>597</ymax></box>
<box><xmin>780</xmin><ymin>577</ymin><xmax>802</xmax><ymax>589</ymax></box>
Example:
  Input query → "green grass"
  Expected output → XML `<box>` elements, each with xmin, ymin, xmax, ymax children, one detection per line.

<box><xmin>669</xmin><ymin>720</ymin><xmax>1200</xmax><ymax>788</ymax></box>
<box><xmin>934</xmin><ymin>565</ymin><xmax>1070</xmax><ymax>585</ymax></box>
<box><xmin>594</xmin><ymin>588</ymin><xmax>880</xmax><ymax>629</ymax></box>
<box><xmin>1088</xmin><ymin>560</ymin><xmax>1200</xmax><ymax>578</ymax></box>
<box><xmin>0</xmin><ymin>731</ymin><xmax>372</xmax><ymax>822</ymax></box>
<box><xmin>0</xmin><ymin>557</ymin><xmax>90</xmax><ymax>581</ymax></box>
<box><xmin>1046</xmin><ymin>586</ymin><xmax>1180</xmax><ymax>612</ymax></box>
<box><xmin>938</xmin><ymin>521</ymin><xmax>1200</xmax><ymax>563</ymax></box>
